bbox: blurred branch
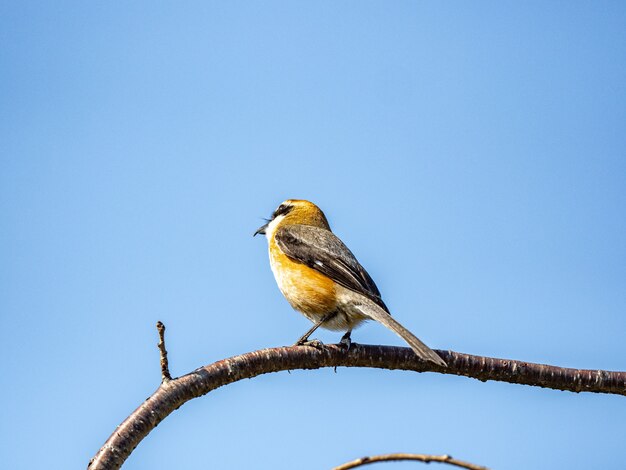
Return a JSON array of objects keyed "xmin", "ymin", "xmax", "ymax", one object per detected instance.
[
  {"xmin": 333, "ymin": 453, "xmax": 488, "ymax": 470},
  {"xmin": 89, "ymin": 324, "xmax": 626, "ymax": 469}
]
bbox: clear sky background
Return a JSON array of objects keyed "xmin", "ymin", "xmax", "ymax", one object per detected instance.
[{"xmin": 2, "ymin": 2, "xmax": 625, "ymax": 469}]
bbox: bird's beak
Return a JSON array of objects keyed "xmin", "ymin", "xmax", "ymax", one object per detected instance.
[{"xmin": 254, "ymin": 222, "xmax": 268, "ymax": 237}]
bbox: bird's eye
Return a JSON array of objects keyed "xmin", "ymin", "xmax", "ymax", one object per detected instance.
[{"xmin": 272, "ymin": 204, "xmax": 292, "ymax": 219}]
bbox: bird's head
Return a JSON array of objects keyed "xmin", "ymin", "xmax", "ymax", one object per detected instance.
[{"xmin": 254, "ymin": 199, "xmax": 330, "ymax": 238}]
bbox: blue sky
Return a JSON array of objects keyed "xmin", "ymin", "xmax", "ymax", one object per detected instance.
[{"xmin": 1, "ymin": 2, "xmax": 625, "ymax": 469}]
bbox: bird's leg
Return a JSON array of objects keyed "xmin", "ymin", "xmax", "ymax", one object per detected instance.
[
  {"xmin": 340, "ymin": 330, "xmax": 352, "ymax": 350},
  {"xmin": 294, "ymin": 311, "xmax": 338, "ymax": 347}
]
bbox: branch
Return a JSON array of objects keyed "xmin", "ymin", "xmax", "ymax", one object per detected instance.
[
  {"xmin": 333, "ymin": 453, "xmax": 488, "ymax": 470},
  {"xmin": 155, "ymin": 321, "xmax": 171, "ymax": 382},
  {"xmin": 89, "ymin": 327, "xmax": 625, "ymax": 469}
]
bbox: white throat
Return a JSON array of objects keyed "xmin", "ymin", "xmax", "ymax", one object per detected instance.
[{"xmin": 265, "ymin": 215, "xmax": 285, "ymax": 240}]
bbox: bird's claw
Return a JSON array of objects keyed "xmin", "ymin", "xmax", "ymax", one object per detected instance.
[
  {"xmin": 339, "ymin": 332, "xmax": 352, "ymax": 351},
  {"xmin": 295, "ymin": 339, "xmax": 325, "ymax": 350}
]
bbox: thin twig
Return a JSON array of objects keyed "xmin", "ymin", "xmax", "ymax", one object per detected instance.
[
  {"xmin": 332, "ymin": 453, "xmax": 488, "ymax": 470},
  {"xmin": 89, "ymin": 343, "xmax": 626, "ymax": 470},
  {"xmin": 156, "ymin": 321, "xmax": 171, "ymax": 382}
]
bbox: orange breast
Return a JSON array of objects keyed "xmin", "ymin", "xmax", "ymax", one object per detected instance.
[{"xmin": 268, "ymin": 239, "xmax": 337, "ymax": 319}]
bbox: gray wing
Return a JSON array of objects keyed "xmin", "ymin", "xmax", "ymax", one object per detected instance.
[{"xmin": 274, "ymin": 224, "xmax": 390, "ymax": 313}]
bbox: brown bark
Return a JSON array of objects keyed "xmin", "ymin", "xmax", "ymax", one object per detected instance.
[{"xmin": 89, "ymin": 343, "xmax": 626, "ymax": 470}]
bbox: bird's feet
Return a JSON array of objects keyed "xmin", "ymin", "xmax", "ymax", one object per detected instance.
[
  {"xmin": 339, "ymin": 331, "xmax": 352, "ymax": 351},
  {"xmin": 294, "ymin": 338, "xmax": 325, "ymax": 350}
]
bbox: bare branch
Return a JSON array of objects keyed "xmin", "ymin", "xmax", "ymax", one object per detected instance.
[
  {"xmin": 156, "ymin": 321, "xmax": 171, "ymax": 382},
  {"xmin": 333, "ymin": 453, "xmax": 488, "ymax": 470},
  {"xmin": 89, "ymin": 339, "xmax": 625, "ymax": 470}
]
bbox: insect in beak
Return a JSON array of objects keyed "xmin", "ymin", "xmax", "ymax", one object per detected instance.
[{"xmin": 254, "ymin": 221, "xmax": 269, "ymax": 237}]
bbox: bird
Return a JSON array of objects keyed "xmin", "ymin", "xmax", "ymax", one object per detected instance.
[{"xmin": 254, "ymin": 199, "xmax": 446, "ymax": 367}]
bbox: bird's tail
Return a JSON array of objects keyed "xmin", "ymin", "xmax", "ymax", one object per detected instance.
[{"xmin": 354, "ymin": 299, "xmax": 447, "ymax": 367}]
